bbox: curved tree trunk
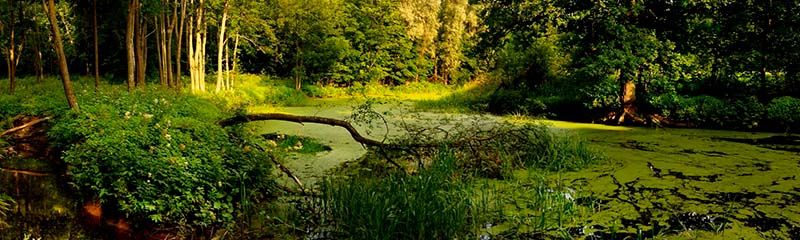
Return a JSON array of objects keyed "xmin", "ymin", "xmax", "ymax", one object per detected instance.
[{"xmin": 44, "ymin": 0, "xmax": 78, "ymax": 110}]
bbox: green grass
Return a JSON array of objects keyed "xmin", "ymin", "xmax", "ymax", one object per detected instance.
[
  {"xmin": 306, "ymin": 80, "xmax": 459, "ymax": 101},
  {"xmin": 415, "ymin": 76, "xmax": 499, "ymax": 113},
  {"xmin": 265, "ymin": 134, "xmax": 332, "ymax": 155},
  {"xmin": 319, "ymin": 149, "xmax": 492, "ymax": 240},
  {"xmin": 214, "ymin": 74, "xmax": 309, "ymax": 108}
]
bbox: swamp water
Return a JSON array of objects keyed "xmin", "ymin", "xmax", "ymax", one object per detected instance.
[{"xmin": 1, "ymin": 101, "xmax": 799, "ymax": 239}]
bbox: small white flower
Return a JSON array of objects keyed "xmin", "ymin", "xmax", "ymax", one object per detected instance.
[
  {"xmin": 564, "ymin": 192, "xmax": 574, "ymax": 201},
  {"xmin": 165, "ymin": 134, "xmax": 172, "ymax": 140},
  {"xmin": 143, "ymin": 113, "xmax": 153, "ymax": 119}
]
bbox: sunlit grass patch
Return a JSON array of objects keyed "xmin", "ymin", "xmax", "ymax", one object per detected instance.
[
  {"xmin": 307, "ymin": 80, "xmax": 459, "ymax": 101},
  {"xmin": 415, "ymin": 76, "xmax": 498, "ymax": 113}
]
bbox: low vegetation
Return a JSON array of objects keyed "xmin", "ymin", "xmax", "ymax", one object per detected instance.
[{"xmin": 1, "ymin": 78, "xmax": 278, "ymax": 235}]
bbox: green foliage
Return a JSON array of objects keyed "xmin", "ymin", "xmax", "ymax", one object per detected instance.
[
  {"xmin": 478, "ymin": 0, "xmax": 800, "ymax": 128},
  {"xmin": 266, "ymin": 134, "xmax": 331, "ymax": 154},
  {"xmin": 222, "ymin": 74, "xmax": 308, "ymax": 107},
  {"xmin": 43, "ymin": 86, "xmax": 275, "ymax": 231},
  {"xmin": 767, "ymin": 96, "xmax": 800, "ymax": 132},
  {"xmin": 654, "ymin": 95, "xmax": 765, "ymax": 130},
  {"xmin": 485, "ymin": 123, "xmax": 601, "ymax": 173},
  {"xmin": 319, "ymin": 149, "xmax": 487, "ymax": 239},
  {"xmin": 492, "ymin": 174, "xmax": 582, "ymax": 237},
  {"xmin": 494, "ymin": 37, "xmax": 566, "ymax": 90},
  {"xmin": 0, "ymin": 193, "xmax": 13, "ymax": 227},
  {"xmin": 487, "ymin": 89, "xmax": 547, "ymax": 116}
]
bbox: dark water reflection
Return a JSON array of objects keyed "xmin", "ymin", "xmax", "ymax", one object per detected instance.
[{"xmin": 0, "ymin": 169, "xmax": 99, "ymax": 239}]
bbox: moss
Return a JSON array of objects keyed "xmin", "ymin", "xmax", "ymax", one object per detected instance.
[{"xmin": 536, "ymin": 120, "xmax": 800, "ymax": 238}]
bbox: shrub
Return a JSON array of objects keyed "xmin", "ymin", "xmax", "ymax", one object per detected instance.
[
  {"xmin": 658, "ymin": 95, "xmax": 765, "ymax": 129},
  {"xmin": 767, "ymin": 96, "xmax": 800, "ymax": 133},
  {"xmin": 49, "ymin": 88, "xmax": 275, "ymax": 232}
]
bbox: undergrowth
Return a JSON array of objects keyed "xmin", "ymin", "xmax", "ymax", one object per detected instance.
[
  {"xmin": 1, "ymin": 77, "xmax": 278, "ymax": 236},
  {"xmin": 318, "ymin": 149, "xmax": 492, "ymax": 240}
]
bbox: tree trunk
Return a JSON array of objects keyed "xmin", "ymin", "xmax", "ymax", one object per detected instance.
[
  {"xmin": 759, "ymin": 0, "xmax": 773, "ymax": 102},
  {"xmin": 93, "ymin": 0, "xmax": 100, "ymax": 91},
  {"xmin": 294, "ymin": 45, "xmax": 302, "ymax": 91},
  {"xmin": 616, "ymin": 79, "xmax": 637, "ymax": 125},
  {"xmin": 224, "ymin": 35, "xmax": 230, "ymax": 90},
  {"xmin": 175, "ymin": 0, "xmax": 186, "ymax": 90},
  {"xmin": 7, "ymin": 0, "xmax": 17, "ymax": 93},
  {"xmin": 155, "ymin": 15, "xmax": 165, "ymax": 87},
  {"xmin": 44, "ymin": 0, "xmax": 79, "ymax": 110},
  {"xmin": 215, "ymin": 0, "xmax": 229, "ymax": 92},
  {"xmin": 166, "ymin": 2, "xmax": 176, "ymax": 87},
  {"xmin": 231, "ymin": 34, "xmax": 239, "ymax": 88},
  {"xmin": 126, "ymin": 0, "xmax": 137, "ymax": 91},
  {"xmin": 187, "ymin": 0, "xmax": 195, "ymax": 92},
  {"xmin": 197, "ymin": 0, "xmax": 203, "ymax": 92},
  {"xmin": 188, "ymin": 0, "xmax": 207, "ymax": 93},
  {"xmin": 135, "ymin": 11, "xmax": 147, "ymax": 88},
  {"xmin": 34, "ymin": 42, "xmax": 43, "ymax": 83}
]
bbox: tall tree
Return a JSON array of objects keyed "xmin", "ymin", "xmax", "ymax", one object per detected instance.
[
  {"xmin": 4, "ymin": 0, "xmax": 23, "ymax": 93},
  {"xmin": 215, "ymin": 0, "xmax": 230, "ymax": 92},
  {"xmin": 126, "ymin": 0, "xmax": 137, "ymax": 91},
  {"xmin": 399, "ymin": 0, "xmax": 441, "ymax": 81},
  {"xmin": 92, "ymin": 0, "xmax": 99, "ymax": 91},
  {"xmin": 187, "ymin": 0, "xmax": 207, "ymax": 93},
  {"xmin": 44, "ymin": 0, "xmax": 78, "ymax": 109},
  {"xmin": 135, "ymin": 1, "xmax": 147, "ymax": 88},
  {"xmin": 175, "ymin": 0, "xmax": 186, "ymax": 89},
  {"xmin": 437, "ymin": 0, "xmax": 467, "ymax": 84}
]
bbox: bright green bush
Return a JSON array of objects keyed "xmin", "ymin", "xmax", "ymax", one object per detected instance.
[
  {"xmin": 767, "ymin": 96, "xmax": 800, "ymax": 132},
  {"xmin": 46, "ymin": 88, "xmax": 275, "ymax": 232}
]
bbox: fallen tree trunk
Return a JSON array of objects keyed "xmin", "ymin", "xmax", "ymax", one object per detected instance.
[
  {"xmin": 0, "ymin": 167, "xmax": 53, "ymax": 177},
  {"xmin": 219, "ymin": 113, "xmax": 497, "ymax": 149},
  {"xmin": 219, "ymin": 113, "xmax": 387, "ymax": 147},
  {"xmin": 249, "ymin": 144, "xmax": 308, "ymax": 194},
  {"xmin": 219, "ymin": 113, "xmax": 420, "ymax": 172},
  {"xmin": 0, "ymin": 116, "xmax": 51, "ymax": 137}
]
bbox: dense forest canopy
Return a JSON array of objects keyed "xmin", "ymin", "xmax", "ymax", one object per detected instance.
[{"xmin": 2, "ymin": 0, "xmax": 799, "ymax": 130}]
